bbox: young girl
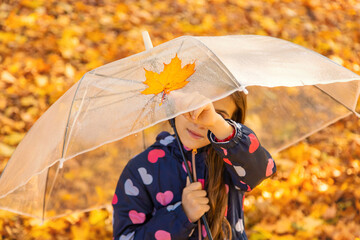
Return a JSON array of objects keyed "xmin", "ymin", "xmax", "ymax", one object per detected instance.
[{"xmin": 112, "ymin": 91, "xmax": 276, "ymax": 240}]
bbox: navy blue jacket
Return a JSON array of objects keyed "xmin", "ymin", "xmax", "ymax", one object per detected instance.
[{"xmin": 112, "ymin": 120, "xmax": 276, "ymax": 239}]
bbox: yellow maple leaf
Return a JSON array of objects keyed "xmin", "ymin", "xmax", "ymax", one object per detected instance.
[{"xmin": 141, "ymin": 54, "xmax": 195, "ymax": 101}]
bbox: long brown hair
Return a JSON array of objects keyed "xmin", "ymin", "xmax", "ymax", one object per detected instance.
[{"xmin": 205, "ymin": 91, "xmax": 247, "ymax": 240}]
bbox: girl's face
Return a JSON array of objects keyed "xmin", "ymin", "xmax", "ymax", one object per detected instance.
[{"xmin": 174, "ymin": 95, "xmax": 237, "ymax": 150}]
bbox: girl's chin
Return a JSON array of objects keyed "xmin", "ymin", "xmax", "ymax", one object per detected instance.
[{"xmin": 182, "ymin": 139, "xmax": 209, "ymax": 150}]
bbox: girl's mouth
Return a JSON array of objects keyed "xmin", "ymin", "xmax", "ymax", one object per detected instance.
[{"xmin": 187, "ymin": 128, "xmax": 204, "ymax": 139}]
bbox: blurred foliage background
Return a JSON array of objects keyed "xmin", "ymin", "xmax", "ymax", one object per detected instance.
[{"xmin": 0, "ymin": 0, "xmax": 360, "ymax": 239}]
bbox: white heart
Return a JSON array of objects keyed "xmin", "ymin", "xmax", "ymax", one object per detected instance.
[
  {"xmin": 166, "ymin": 201, "xmax": 181, "ymax": 211},
  {"xmin": 234, "ymin": 165, "xmax": 246, "ymax": 177},
  {"xmin": 119, "ymin": 231, "xmax": 135, "ymax": 240},
  {"xmin": 160, "ymin": 135, "xmax": 175, "ymax": 146},
  {"xmin": 124, "ymin": 179, "xmax": 139, "ymax": 196},
  {"xmin": 138, "ymin": 167, "xmax": 153, "ymax": 185},
  {"xmin": 235, "ymin": 219, "xmax": 244, "ymax": 233}
]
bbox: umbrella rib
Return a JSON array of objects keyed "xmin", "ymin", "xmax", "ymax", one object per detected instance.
[
  {"xmin": 88, "ymin": 76, "xmax": 139, "ymax": 100},
  {"xmin": 90, "ymin": 57, "xmax": 144, "ymax": 76},
  {"xmin": 94, "ymin": 46, "xmax": 174, "ymax": 77},
  {"xmin": 83, "ymin": 72, "xmax": 145, "ymax": 105},
  {"xmin": 313, "ymin": 84, "xmax": 359, "ymax": 116},
  {"xmin": 41, "ymin": 169, "xmax": 49, "ymax": 221},
  {"xmin": 40, "ymin": 72, "xmax": 86, "ymax": 222},
  {"xmin": 190, "ymin": 36, "xmax": 242, "ymax": 89},
  {"xmin": 80, "ymin": 92, "xmax": 141, "ymax": 113},
  {"xmin": 42, "ymin": 165, "xmax": 62, "ymax": 222},
  {"xmin": 73, "ymin": 88, "xmax": 144, "ymax": 101},
  {"xmin": 273, "ymin": 111, "xmax": 353, "ymax": 154},
  {"xmin": 176, "ymin": 40, "xmax": 185, "ymax": 54},
  {"xmin": 130, "ymin": 95, "xmax": 157, "ymax": 132},
  {"xmin": 89, "ymin": 72, "xmax": 144, "ymax": 84},
  {"xmin": 61, "ymin": 74, "xmax": 87, "ymax": 159}
]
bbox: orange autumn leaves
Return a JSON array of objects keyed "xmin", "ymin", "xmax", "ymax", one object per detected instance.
[
  {"xmin": 0, "ymin": 0, "xmax": 359, "ymax": 239},
  {"xmin": 141, "ymin": 54, "xmax": 195, "ymax": 104}
]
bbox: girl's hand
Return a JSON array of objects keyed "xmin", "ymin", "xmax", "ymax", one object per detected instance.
[
  {"xmin": 183, "ymin": 102, "xmax": 222, "ymax": 128},
  {"xmin": 183, "ymin": 102, "xmax": 234, "ymax": 140},
  {"xmin": 182, "ymin": 177, "xmax": 210, "ymax": 223}
]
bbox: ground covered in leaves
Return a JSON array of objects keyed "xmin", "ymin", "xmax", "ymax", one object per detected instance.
[{"xmin": 0, "ymin": 0, "xmax": 359, "ymax": 239}]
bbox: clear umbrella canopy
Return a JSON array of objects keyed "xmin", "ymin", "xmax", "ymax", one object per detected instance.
[{"xmin": 0, "ymin": 35, "xmax": 359, "ymax": 220}]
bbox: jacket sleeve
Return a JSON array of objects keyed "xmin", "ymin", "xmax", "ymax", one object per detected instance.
[
  {"xmin": 112, "ymin": 156, "xmax": 196, "ymax": 240},
  {"xmin": 207, "ymin": 119, "xmax": 276, "ymax": 192}
]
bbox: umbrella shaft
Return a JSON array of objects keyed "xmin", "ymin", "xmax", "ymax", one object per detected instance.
[{"xmin": 169, "ymin": 118, "xmax": 213, "ymax": 240}]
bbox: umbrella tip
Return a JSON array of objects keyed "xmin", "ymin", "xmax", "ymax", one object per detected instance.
[
  {"xmin": 142, "ymin": 31, "xmax": 153, "ymax": 51},
  {"xmin": 239, "ymin": 86, "xmax": 249, "ymax": 95}
]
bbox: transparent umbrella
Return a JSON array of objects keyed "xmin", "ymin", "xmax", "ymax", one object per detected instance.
[{"xmin": 0, "ymin": 33, "xmax": 359, "ymax": 225}]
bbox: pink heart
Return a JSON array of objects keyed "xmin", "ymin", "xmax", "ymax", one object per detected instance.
[
  {"xmin": 240, "ymin": 181, "xmax": 251, "ymax": 192},
  {"xmin": 223, "ymin": 158, "xmax": 232, "ymax": 165},
  {"xmin": 198, "ymin": 179, "xmax": 205, "ymax": 189},
  {"xmin": 248, "ymin": 134, "xmax": 259, "ymax": 153},
  {"xmin": 225, "ymin": 184, "xmax": 229, "ymax": 194},
  {"xmin": 156, "ymin": 191, "xmax": 174, "ymax": 206},
  {"xmin": 182, "ymin": 161, "xmax": 192, "ymax": 173},
  {"xmin": 202, "ymin": 225, "xmax": 207, "ymax": 238},
  {"xmin": 266, "ymin": 158, "xmax": 274, "ymax": 177},
  {"xmin": 221, "ymin": 147, "xmax": 228, "ymax": 156},
  {"xmin": 112, "ymin": 194, "xmax": 118, "ymax": 205},
  {"xmin": 183, "ymin": 145, "xmax": 192, "ymax": 151},
  {"xmin": 129, "ymin": 210, "xmax": 145, "ymax": 224},
  {"xmin": 148, "ymin": 149, "xmax": 165, "ymax": 163},
  {"xmin": 155, "ymin": 230, "xmax": 171, "ymax": 240}
]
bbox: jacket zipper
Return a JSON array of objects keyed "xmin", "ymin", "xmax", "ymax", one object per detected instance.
[
  {"xmin": 191, "ymin": 148, "xmax": 202, "ymax": 240},
  {"xmin": 191, "ymin": 148, "xmax": 198, "ymax": 182}
]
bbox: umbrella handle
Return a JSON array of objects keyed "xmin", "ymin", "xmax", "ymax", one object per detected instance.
[{"xmin": 169, "ymin": 118, "xmax": 214, "ymax": 240}]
